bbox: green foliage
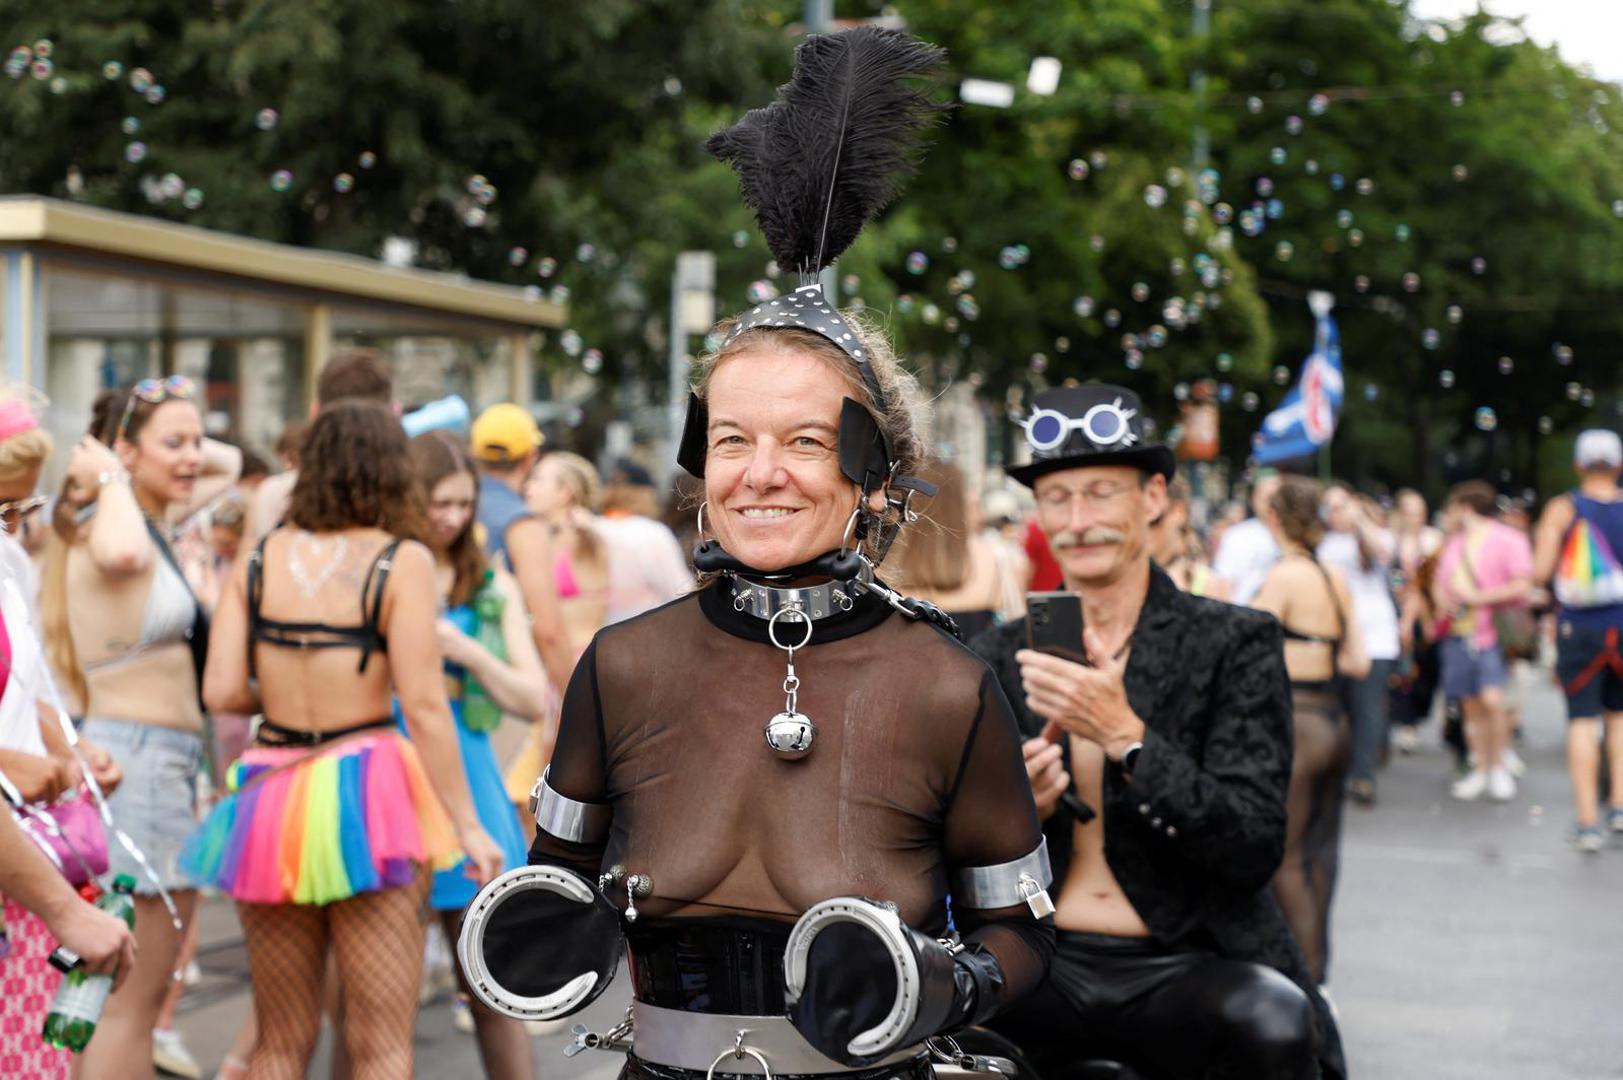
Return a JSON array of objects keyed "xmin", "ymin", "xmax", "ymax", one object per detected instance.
[{"xmin": 3, "ymin": 0, "xmax": 1621, "ymax": 497}]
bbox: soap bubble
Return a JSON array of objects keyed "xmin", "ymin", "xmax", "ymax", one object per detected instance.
[
  {"xmin": 1450, "ymin": 90, "xmax": 1465, "ymax": 107},
  {"xmin": 1447, "ymin": 305, "xmax": 1463, "ymax": 325},
  {"xmin": 1103, "ymin": 308, "xmax": 1121, "ymax": 328},
  {"xmin": 1474, "ymin": 406, "xmax": 1497, "ymax": 431},
  {"xmin": 1124, "ymin": 351, "xmax": 1143, "ymax": 371},
  {"xmin": 32, "ymin": 40, "xmax": 52, "ymax": 57},
  {"xmin": 1363, "ymin": 383, "xmax": 1379, "ymax": 401},
  {"xmin": 1567, "ymin": 381, "xmax": 1583, "ymax": 401},
  {"xmin": 998, "ymin": 246, "xmax": 1023, "ymax": 270},
  {"xmin": 1451, "ymin": 164, "xmax": 1469, "ymax": 182},
  {"xmin": 1088, "ymin": 150, "xmax": 1108, "ymax": 169},
  {"xmin": 921, "ymin": 303, "xmax": 941, "ymax": 325},
  {"xmin": 1329, "ymin": 173, "xmax": 1345, "ymax": 191},
  {"xmin": 1355, "ymin": 177, "xmax": 1374, "ymax": 196},
  {"xmin": 1285, "ymin": 114, "xmax": 1303, "ymax": 135},
  {"xmin": 1470, "ymin": 256, "xmax": 1487, "ymax": 275},
  {"xmin": 1216, "ymin": 352, "xmax": 1234, "ymax": 372},
  {"xmin": 1266, "ymin": 198, "xmax": 1284, "ymax": 220},
  {"xmin": 1146, "ymin": 325, "xmax": 1168, "ymax": 348},
  {"xmin": 1143, "ymin": 184, "xmax": 1168, "ymax": 208},
  {"xmin": 1067, "ymin": 158, "xmax": 1089, "ymax": 180},
  {"xmin": 941, "ymin": 236, "xmax": 958, "ymax": 254},
  {"xmin": 159, "ymin": 173, "xmax": 185, "ymax": 199},
  {"xmin": 575, "ymin": 243, "xmax": 596, "ymax": 264},
  {"xmin": 1269, "ymin": 146, "xmax": 1287, "ymax": 166},
  {"xmin": 905, "ymin": 251, "xmax": 929, "ymax": 275},
  {"xmin": 956, "ymin": 295, "xmax": 979, "ymax": 320},
  {"xmin": 1308, "ymin": 93, "xmax": 1329, "ymax": 115},
  {"xmin": 1348, "ymin": 229, "xmax": 1364, "ymax": 247},
  {"xmin": 580, "ymin": 348, "xmax": 603, "ymax": 374},
  {"xmin": 1274, "ymin": 240, "xmax": 1294, "ymax": 261},
  {"xmin": 1242, "ymin": 391, "xmax": 1260, "ymax": 411},
  {"xmin": 1554, "ymin": 343, "xmax": 1574, "ymax": 365},
  {"xmin": 1613, "ymin": 200, "xmax": 1623, "ymax": 219},
  {"xmin": 1395, "ymin": 223, "xmax": 1411, "ymax": 242},
  {"xmin": 462, "ymin": 206, "xmax": 486, "ymax": 227},
  {"xmin": 102, "ymin": 61, "xmax": 123, "ymax": 80},
  {"xmin": 1402, "ymin": 272, "xmax": 1420, "ymax": 292},
  {"xmin": 255, "ymin": 108, "xmax": 278, "ymax": 131},
  {"xmin": 1439, "ymin": 369, "xmax": 1455, "ymax": 389},
  {"xmin": 1336, "ymin": 209, "xmax": 1353, "ymax": 229},
  {"xmin": 270, "ymin": 169, "xmax": 294, "ymax": 192},
  {"xmin": 550, "ymin": 285, "xmax": 570, "ymax": 304},
  {"xmin": 1088, "ymin": 234, "xmax": 1106, "ymax": 252},
  {"xmin": 181, "ymin": 187, "xmax": 204, "ymax": 210},
  {"xmin": 841, "ymin": 273, "xmax": 860, "ymax": 295},
  {"xmin": 1131, "ymin": 282, "xmax": 1150, "ymax": 302},
  {"xmin": 560, "ymin": 329, "xmax": 583, "ymax": 356},
  {"xmin": 332, "ymin": 173, "xmax": 354, "ymax": 193},
  {"xmin": 121, "ymin": 115, "xmax": 141, "ymax": 135},
  {"xmin": 744, "ymin": 279, "xmax": 777, "ymax": 304},
  {"xmin": 30, "ymin": 58, "xmax": 52, "ymax": 80},
  {"xmin": 1255, "ymin": 176, "xmax": 1274, "ymax": 197},
  {"xmin": 536, "ymin": 256, "xmax": 558, "ymax": 278},
  {"xmin": 1582, "ymin": 388, "xmax": 1596, "ymax": 407},
  {"xmin": 731, "ymin": 230, "xmax": 749, "ymax": 249},
  {"xmin": 1212, "ymin": 202, "xmax": 1234, "ymax": 225},
  {"xmin": 1421, "ymin": 328, "xmax": 1440, "ymax": 350},
  {"xmin": 124, "ymin": 142, "xmax": 148, "ymax": 164},
  {"xmin": 1273, "ymin": 365, "xmax": 1291, "ymax": 385},
  {"xmin": 357, "ymin": 151, "xmax": 377, "ymax": 169},
  {"xmin": 507, "ymin": 246, "xmax": 528, "ymax": 267},
  {"xmin": 129, "ymin": 67, "xmax": 154, "ymax": 93},
  {"xmin": 1304, "ymin": 159, "xmax": 1320, "ymax": 176},
  {"xmin": 1165, "ymin": 167, "xmax": 1185, "ymax": 188},
  {"xmin": 1538, "ymin": 415, "xmax": 1554, "ymax": 435},
  {"xmin": 144, "ymin": 85, "xmax": 165, "ymax": 105},
  {"xmin": 1246, "ymin": 96, "xmax": 1263, "ymax": 113},
  {"xmin": 1072, "ymin": 295, "xmax": 1095, "ymax": 318},
  {"xmin": 1054, "ymin": 336, "xmax": 1071, "ymax": 353},
  {"xmin": 1498, "ymin": 356, "xmax": 1514, "ymax": 375}
]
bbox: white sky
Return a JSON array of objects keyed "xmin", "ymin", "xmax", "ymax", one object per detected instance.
[{"xmin": 1408, "ymin": 0, "xmax": 1623, "ymax": 82}]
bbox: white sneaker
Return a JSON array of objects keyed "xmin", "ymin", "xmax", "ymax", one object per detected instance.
[
  {"xmin": 152, "ymin": 1027, "xmax": 202, "ymax": 1080},
  {"xmin": 1502, "ymin": 748, "xmax": 1527, "ymax": 778},
  {"xmin": 450, "ymin": 995, "xmax": 476, "ymax": 1035},
  {"xmin": 1487, "ymin": 768, "xmax": 1517, "ymax": 801},
  {"xmin": 1394, "ymin": 727, "xmax": 1420, "ymax": 754},
  {"xmin": 1451, "ymin": 769, "xmax": 1489, "ymax": 801}
]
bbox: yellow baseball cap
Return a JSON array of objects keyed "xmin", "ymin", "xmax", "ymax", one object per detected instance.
[{"xmin": 470, "ymin": 403, "xmax": 543, "ymax": 463}]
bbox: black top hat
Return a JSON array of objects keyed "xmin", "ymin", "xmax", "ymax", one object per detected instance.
[{"xmin": 1007, "ymin": 384, "xmax": 1176, "ymax": 488}]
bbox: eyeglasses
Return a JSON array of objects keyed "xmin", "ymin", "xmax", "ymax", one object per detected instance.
[
  {"xmin": 0, "ymin": 494, "xmax": 47, "ymax": 533},
  {"xmin": 1036, "ymin": 480, "xmax": 1137, "ymax": 511},
  {"xmin": 1020, "ymin": 399, "xmax": 1139, "ymax": 453},
  {"xmin": 115, "ymin": 375, "xmax": 197, "ymax": 443}
]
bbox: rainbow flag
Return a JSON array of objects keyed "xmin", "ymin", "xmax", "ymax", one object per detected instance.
[{"xmin": 1555, "ymin": 518, "xmax": 1623, "ymax": 609}]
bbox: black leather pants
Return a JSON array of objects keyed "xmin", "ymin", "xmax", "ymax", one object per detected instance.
[{"xmin": 989, "ymin": 931, "xmax": 1318, "ymax": 1080}]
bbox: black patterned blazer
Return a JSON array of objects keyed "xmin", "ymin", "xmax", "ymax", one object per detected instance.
[{"xmin": 971, "ymin": 564, "xmax": 1346, "ymax": 1078}]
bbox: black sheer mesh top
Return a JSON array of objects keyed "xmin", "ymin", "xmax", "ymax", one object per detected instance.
[{"xmin": 534, "ymin": 577, "xmax": 1051, "ymax": 1003}]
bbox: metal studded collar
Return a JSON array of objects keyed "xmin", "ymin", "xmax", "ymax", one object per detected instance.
[{"xmin": 727, "ymin": 563, "xmax": 875, "ymax": 622}]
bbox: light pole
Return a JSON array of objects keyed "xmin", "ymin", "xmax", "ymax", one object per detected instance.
[{"xmin": 666, "ymin": 251, "xmax": 716, "ymax": 481}]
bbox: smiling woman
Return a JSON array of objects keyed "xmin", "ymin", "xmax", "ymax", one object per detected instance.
[
  {"xmin": 456, "ymin": 24, "xmax": 1055, "ymax": 1079},
  {"xmin": 692, "ymin": 322, "xmax": 930, "ymax": 573}
]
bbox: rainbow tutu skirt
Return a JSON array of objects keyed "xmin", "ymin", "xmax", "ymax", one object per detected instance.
[{"xmin": 181, "ymin": 731, "xmax": 461, "ymax": 905}]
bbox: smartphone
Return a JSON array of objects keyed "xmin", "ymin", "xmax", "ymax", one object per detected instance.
[{"xmin": 1026, "ymin": 591, "xmax": 1085, "ymax": 664}]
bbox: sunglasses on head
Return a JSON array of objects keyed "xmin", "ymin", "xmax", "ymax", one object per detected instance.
[{"xmin": 115, "ymin": 375, "xmax": 197, "ymax": 443}]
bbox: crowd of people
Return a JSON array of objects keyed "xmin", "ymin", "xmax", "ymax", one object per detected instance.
[{"xmin": 1, "ymin": 22, "xmax": 1619, "ymax": 1080}]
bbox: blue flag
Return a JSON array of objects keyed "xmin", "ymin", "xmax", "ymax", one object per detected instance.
[{"xmin": 1254, "ymin": 291, "xmax": 1344, "ymax": 464}]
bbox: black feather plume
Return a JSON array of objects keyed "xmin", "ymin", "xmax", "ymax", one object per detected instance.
[{"xmin": 707, "ymin": 26, "xmax": 947, "ymax": 279}]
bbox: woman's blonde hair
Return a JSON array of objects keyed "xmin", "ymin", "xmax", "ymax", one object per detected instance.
[
  {"xmin": 893, "ymin": 457, "xmax": 971, "ymax": 592},
  {"xmin": 540, "ymin": 452, "xmax": 605, "ymax": 571}
]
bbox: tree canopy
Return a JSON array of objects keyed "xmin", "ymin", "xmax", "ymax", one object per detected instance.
[{"xmin": 3, "ymin": 0, "xmax": 1619, "ymax": 497}]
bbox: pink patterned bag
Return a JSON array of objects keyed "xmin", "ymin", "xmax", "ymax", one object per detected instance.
[{"xmin": 15, "ymin": 789, "xmax": 109, "ymax": 886}]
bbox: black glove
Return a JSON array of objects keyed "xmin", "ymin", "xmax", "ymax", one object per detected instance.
[
  {"xmin": 457, "ymin": 864, "xmax": 624, "ymax": 1021},
  {"xmin": 785, "ymin": 898, "xmax": 1008, "ymax": 1067}
]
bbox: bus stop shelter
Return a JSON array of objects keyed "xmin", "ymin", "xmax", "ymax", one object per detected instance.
[{"xmin": 0, "ymin": 196, "xmax": 565, "ymax": 460}]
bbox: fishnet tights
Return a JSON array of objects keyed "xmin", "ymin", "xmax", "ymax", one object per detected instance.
[{"xmin": 237, "ymin": 870, "xmax": 430, "ymax": 1080}]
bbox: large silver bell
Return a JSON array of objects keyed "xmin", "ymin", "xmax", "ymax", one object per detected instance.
[{"xmin": 765, "ymin": 711, "xmax": 816, "ymax": 760}]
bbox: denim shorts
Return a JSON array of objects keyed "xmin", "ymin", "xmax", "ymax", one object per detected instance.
[
  {"xmin": 1438, "ymin": 636, "xmax": 1508, "ymax": 700},
  {"xmin": 1555, "ymin": 622, "xmax": 1623, "ymax": 719},
  {"xmin": 80, "ymin": 718, "xmax": 203, "ymax": 894}
]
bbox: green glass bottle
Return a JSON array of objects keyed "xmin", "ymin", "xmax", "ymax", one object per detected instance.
[
  {"xmin": 42, "ymin": 874, "xmax": 137, "ymax": 1052},
  {"xmin": 461, "ymin": 569, "xmax": 508, "ymax": 733}
]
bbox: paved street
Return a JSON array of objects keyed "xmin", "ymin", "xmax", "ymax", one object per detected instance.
[{"xmin": 174, "ymin": 674, "xmax": 1623, "ymax": 1079}]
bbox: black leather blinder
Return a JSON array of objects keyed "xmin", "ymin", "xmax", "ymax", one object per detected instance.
[
  {"xmin": 676, "ymin": 392, "xmax": 709, "ymax": 478},
  {"xmin": 839, "ymin": 398, "xmax": 893, "ymax": 494}
]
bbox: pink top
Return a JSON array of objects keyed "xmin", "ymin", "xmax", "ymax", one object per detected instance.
[
  {"xmin": 1436, "ymin": 521, "xmax": 1533, "ymax": 649},
  {"xmin": 554, "ymin": 552, "xmax": 581, "ymax": 599}
]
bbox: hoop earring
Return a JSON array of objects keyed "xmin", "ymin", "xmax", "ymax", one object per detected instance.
[
  {"xmin": 837, "ymin": 504, "xmax": 863, "ymax": 558},
  {"xmin": 696, "ymin": 501, "xmax": 715, "ymax": 544}
]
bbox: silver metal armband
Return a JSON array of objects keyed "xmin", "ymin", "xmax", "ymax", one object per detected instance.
[
  {"xmin": 951, "ymin": 838, "xmax": 1055, "ymax": 918},
  {"xmin": 528, "ymin": 766, "xmax": 612, "ymax": 845}
]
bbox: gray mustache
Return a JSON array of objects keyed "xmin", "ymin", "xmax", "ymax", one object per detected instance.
[{"xmin": 1052, "ymin": 527, "xmax": 1127, "ymax": 549}]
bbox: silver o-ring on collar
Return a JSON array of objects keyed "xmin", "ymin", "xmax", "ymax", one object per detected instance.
[
  {"xmin": 706, "ymin": 1044, "xmax": 775, "ymax": 1080},
  {"xmin": 767, "ymin": 606, "xmax": 814, "ymax": 652}
]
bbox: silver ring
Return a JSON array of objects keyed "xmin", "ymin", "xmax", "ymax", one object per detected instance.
[
  {"xmin": 767, "ymin": 607, "xmax": 813, "ymax": 651},
  {"xmin": 838, "ymin": 504, "xmax": 862, "ymax": 557},
  {"xmin": 706, "ymin": 1045, "xmax": 774, "ymax": 1080}
]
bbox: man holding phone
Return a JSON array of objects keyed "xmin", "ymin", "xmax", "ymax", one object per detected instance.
[{"xmin": 971, "ymin": 384, "xmax": 1343, "ymax": 1080}]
